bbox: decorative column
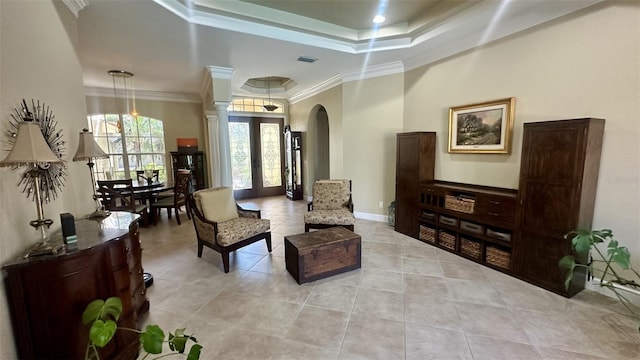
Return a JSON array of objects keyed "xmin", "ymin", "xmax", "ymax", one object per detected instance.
[
  {"xmin": 214, "ymin": 101, "xmax": 232, "ymax": 187},
  {"xmin": 204, "ymin": 111, "xmax": 222, "ymax": 187},
  {"xmin": 206, "ymin": 66, "xmax": 235, "ymax": 187}
]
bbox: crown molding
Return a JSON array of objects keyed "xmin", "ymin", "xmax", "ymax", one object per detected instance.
[
  {"xmin": 84, "ymin": 86, "xmax": 201, "ymax": 103},
  {"xmin": 206, "ymin": 66, "xmax": 235, "ymax": 79},
  {"xmin": 289, "ymin": 75, "xmax": 342, "ymax": 105},
  {"xmin": 341, "ymin": 61, "xmax": 405, "ymax": 83},
  {"xmin": 63, "ymin": 0, "xmax": 89, "ymax": 17}
]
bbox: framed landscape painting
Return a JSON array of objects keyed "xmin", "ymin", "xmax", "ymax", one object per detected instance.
[{"xmin": 448, "ymin": 97, "xmax": 515, "ymax": 154}]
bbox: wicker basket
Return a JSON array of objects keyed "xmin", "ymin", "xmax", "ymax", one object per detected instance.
[
  {"xmin": 419, "ymin": 225, "xmax": 436, "ymax": 243},
  {"xmin": 486, "ymin": 246, "xmax": 511, "ymax": 270},
  {"xmin": 444, "ymin": 195, "xmax": 475, "ymax": 214},
  {"xmin": 460, "ymin": 238, "xmax": 481, "ymax": 260},
  {"xmin": 438, "ymin": 230, "xmax": 456, "ymax": 250}
]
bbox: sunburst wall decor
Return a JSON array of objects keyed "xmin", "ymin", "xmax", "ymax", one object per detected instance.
[{"xmin": 5, "ymin": 99, "xmax": 67, "ymax": 203}]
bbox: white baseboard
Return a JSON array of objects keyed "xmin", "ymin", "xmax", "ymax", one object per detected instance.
[{"xmin": 354, "ymin": 211, "xmax": 388, "ymax": 223}]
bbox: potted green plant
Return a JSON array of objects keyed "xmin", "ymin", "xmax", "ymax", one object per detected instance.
[
  {"xmin": 560, "ymin": 229, "xmax": 640, "ymax": 330},
  {"xmin": 83, "ymin": 297, "xmax": 202, "ymax": 359}
]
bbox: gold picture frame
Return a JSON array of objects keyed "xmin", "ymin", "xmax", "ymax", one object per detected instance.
[{"xmin": 448, "ymin": 97, "xmax": 515, "ymax": 154}]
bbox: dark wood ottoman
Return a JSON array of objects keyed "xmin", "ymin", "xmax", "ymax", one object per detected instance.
[{"xmin": 285, "ymin": 227, "xmax": 361, "ymax": 284}]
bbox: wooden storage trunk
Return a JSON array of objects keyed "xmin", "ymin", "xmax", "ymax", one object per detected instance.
[{"xmin": 285, "ymin": 227, "xmax": 361, "ymax": 284}]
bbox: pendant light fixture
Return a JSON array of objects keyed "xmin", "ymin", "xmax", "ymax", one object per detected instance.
[
  {"xmin": 108, "ymin": 70, "xmax": 138, "ymax": 119},
  {"xmin": 262, "ymin": 77, "xmax": 278, "ymax": 112}
]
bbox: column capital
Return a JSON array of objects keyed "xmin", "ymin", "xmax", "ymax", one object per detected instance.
[{"xmin": 206, "ymin": 66, "xmax": 235, "ymax": 79}]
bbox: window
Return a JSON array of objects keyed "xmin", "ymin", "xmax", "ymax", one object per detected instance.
[
  {"xmin": 87, "ymin": 114, "xmax": 167, "ymax": 181},
  {"xmin": 228, "ymin": 97, "xmax": 284, "ymax": 113}
]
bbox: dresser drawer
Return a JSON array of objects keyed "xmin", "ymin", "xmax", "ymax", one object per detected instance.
[{"xmin": 475, "ymin": 194, "xmax": 517, "ymax": 225}]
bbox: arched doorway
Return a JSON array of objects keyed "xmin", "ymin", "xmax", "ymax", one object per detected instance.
[{"xmin": 313, "ymin": 105, "xmax": 330, "ymax": 180}]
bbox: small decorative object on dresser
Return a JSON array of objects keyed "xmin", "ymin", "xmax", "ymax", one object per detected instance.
[{"xmin": 448, "ymin": 97, "xmax": 515, "ymax": 154}]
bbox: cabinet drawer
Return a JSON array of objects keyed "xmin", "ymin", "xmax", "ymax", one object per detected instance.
[
  {"xmin": 438, "ymin": 215, "xmax": 458, "ymax": 227},
  {"xmin": 475, "ymin": 195, "xmax": 517, "ymax": 223},
  {"xmin": 460, "ymin": 220, "xmax": 483, "ymax": 235},
  {"xmin": 131, "ymin": 282, "xmax": 147, "ymax": 314},
  {"xmin": 129, "ymin": 261, "xmax": 144, "ymax": 291},
  {"xmin": 109, "ymin": 241, "xmax": 127, "ymax": 268}
]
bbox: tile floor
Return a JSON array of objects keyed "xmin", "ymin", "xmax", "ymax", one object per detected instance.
[{"xmin": 140, "ymin": 196, "xmax": 640, "ymax": 359}]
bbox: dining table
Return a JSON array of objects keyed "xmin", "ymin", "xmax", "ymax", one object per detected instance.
[{"xmin": 102, "ymin": 180, "xmax": 172, "ymax": 224}]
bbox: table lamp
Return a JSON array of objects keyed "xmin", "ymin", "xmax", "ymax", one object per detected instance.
[
  {"xmin": 0, "ymin": 120, "xmax": 64, "ymax": 255},
  {"xmin": 73, "ymin": 128, "xmax": 110, "ymax": 218}
]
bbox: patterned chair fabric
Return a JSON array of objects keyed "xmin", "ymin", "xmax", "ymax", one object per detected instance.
[
  {"xmin": 188, "ymin": 187, "xmax": 272, "ymax": 273},
  {"xmin": 304, "ymin": 179, "xmax": 355, "ymax": 232}
]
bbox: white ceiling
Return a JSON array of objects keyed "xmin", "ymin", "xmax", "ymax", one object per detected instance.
[{"xmin": 75, "ymin": 0, "xmax": 604, "ymax": 103}]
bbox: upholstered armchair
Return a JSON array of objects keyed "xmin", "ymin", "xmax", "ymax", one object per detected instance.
[
  {"xmin": 304, "ymin": 179, "xmax": 355, "ymax": 232},
  {"xmin": 188, "ymin": 187, "xmax": 271, "ymax": 273}
]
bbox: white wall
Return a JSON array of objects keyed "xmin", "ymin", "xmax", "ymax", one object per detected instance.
[
  {"xmin": 0, "ymin": 1, "xmax": 92, "ymax": 357},
  {"xmin": 404, "ymin": 2, "xmax": 640, "ymax": 263}
]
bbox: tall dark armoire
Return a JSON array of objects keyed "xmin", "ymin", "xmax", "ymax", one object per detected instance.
[
  {"xmin": 285, "ymin": 129, "xmax": 303, "ymax": 200},
  {"xmin": 395, "ymin": 132, "xmax": 436, "ymax": 238},
  {"xmin": 170, "ymin": 151, "xmax": 206, "ymax": 193},
  {"xmin": 513, "ymin": 118, "xmax": 605, "ymax": 296}
]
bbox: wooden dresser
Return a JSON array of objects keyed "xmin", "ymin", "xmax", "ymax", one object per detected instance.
[{"xmin": 2, "ymin": 212, "xmax": 149, "ymax": 360}]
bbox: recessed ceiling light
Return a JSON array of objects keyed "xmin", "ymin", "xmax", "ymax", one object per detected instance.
[{"xmin": 373, "ymin": 15, "xmax": 385, "ymax": 24}]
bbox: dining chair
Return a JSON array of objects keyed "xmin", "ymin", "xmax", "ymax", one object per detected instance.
[
  {"xmin": 150, "ymin": 170, "xmax": 192, "ymax": 225},
  {"xmin": 136, "ymin": 169, "xmax": 159, "ymax": 182},
  {"xmin": 97, "ymin": 179, "xmax": 149, "ymax": 226}
]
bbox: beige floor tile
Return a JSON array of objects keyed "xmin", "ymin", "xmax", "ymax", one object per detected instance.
[
  {"xmin": 340, "ymin": 314, "xmax": 405, "ymax": 360},
  {"xmin": 405, "ymin": 323, "xmax": 472, "ymax": 359},
  {"xmin": 360, "ymin": 268, "xmax": 404, "ymax": 293},
  {"xmin": 466, "ymin": 334, "xmax": 542, "ymax": 360},
  {"xmin": 365, "ymin": 252, "xmax": 403, "ymax": 272},
  {"xmin": 352, "ymin": 287, "xmax": 404, "ymax": 322},
  {"xmin": 272, "ymin": 339, "xmax": 340, "ymax": 360},
  {"xmin": 403, "ymin": 273, "xmax": 451, "ymax": 298},
  {"xmin": 285, "ymin": 306, "xmax": 350, "ymax": 349},
  {"xmin": 455, "ymin": 302, "xmax": 530, "ymax": 343},
  {"xmin": 235, "ymin": 297, "xmax": 303, "ymax": 336},
  {"xmin": 404, "ymin": 293, "xmax": 462, "ymax": 330},
  {"xmin": 446, "ymin": 278, "xmax": 506, "ymax": 307},
  {"xmin": 535, "ymin": 346, "xmax": 609, "ymax": 360},
  {"xmin": 403, "ymin": 257, "xmax": 444, "ymax": 277},
  {"xmin": 306, "ymin": 283, "xmax": 358, "ymax": 312}
]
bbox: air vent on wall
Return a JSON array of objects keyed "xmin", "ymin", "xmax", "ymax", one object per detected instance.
[{"xmin": 297, "ymin": 56, "xmax": 318, "ymax": 63}]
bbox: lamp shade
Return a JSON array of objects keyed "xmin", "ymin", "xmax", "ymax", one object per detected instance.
[
  {"xmin": 73, "ymin": 129, "xmax": 107, "ymax": 161},
  {"xmin": 0, "ymin": 122, "xmax": 62, "ymax": 167}
]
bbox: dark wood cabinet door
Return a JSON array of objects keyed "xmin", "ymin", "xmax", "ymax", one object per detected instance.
[
  {"xmin": 514, "ymin": 118, "xmax": 604, "ymax": 296},
  {"xmin": 395, "ymin": 132, "xmax": 436, "ymax": 237}
]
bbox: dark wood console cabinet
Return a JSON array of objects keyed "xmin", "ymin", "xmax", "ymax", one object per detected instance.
[
  {"xmin": 395, "ymin": 132, "xmax": 436, "ymax": 237},
  {"xmin": 2, "ymin": 212, "xmax": 148, "ymax": 360},
  {"xmin": 418, "ymin": 182, "xmax": 518, "ymax": 272}
]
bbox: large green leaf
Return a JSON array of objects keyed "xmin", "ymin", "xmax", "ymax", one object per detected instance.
[
  {"xmin": 82, "ymin": 299, "xmax": 106, "ymax": 325},
  {"xmin": 187, "ymin": 344, "xmax": 203, "ymax": 360},
  {"xmin": 609, "ymin": 246, "xmax": 631, "ymax": 269},
  {"xmin": 90, "ymin": 319, "xmax": 117, "ymax": 347},
  {"xmin": 140, "ymin": 324, "xmax": 165, "ymax": 354},
  {"xmin": 102, "ymin": 297, "xmax": 123, "ymax": 321}
]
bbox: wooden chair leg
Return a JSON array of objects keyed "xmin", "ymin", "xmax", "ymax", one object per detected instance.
[
  {"xmin": 197, "ymin": 241, "xmax": 203, "ymax": 257},
  {"xmin": 265, "ymin": 233, "xmax": 272, "ymax": 252},
  {"xmin": 222, "ymin": 252, "xmax": 230, "ymax": 273},
  {"xmin": 175, "ymin": 207, "xmax": 181, "ymax": 225},
  {"xmin": 167, "ymin": 209, "xmax": 172, "ymax": 219}
]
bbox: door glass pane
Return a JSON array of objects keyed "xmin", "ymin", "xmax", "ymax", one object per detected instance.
[
  {"xmin": 229, "ymin": 122, "xmax": 252, "ymax": 190},
  {"xmin": 260, "ymin": 123, "xmax": 282, "ymax": 187}
]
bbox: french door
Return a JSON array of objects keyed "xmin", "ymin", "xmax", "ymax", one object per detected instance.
[{"xmin": 229, "ymin": 116, "xmax": 285, "ymax": 199}]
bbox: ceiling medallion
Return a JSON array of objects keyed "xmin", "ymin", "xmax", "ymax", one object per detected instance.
[{"xmin": 6, "ymin": 99, "xmax": 67, "ymax": 203}]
